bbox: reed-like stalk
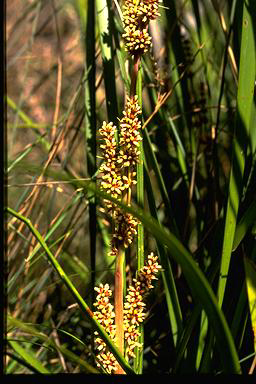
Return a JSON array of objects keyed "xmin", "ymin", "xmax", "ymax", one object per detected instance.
[{"xmin": 92, "ymin": 1, "xmax": 162, "ymax": 373}]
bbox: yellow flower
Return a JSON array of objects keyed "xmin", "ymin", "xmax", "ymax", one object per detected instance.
[
  {"xmin": 122, "ymin": 0, "xmax": 160, "ymax": 55},
  {"xmin": 119, "ymin": 95, "xmax": 142, "ymax": 170},
  {"xmin": 93, "ymin": 284, "xmax": 118, "ymax": 373},
  {"xmin": 123, "ymin": 253, "xmax": 161, "ymax": 359},
  {"xmin": 93, "ymin": 254, "xmax": 161, "ymax": 368}
]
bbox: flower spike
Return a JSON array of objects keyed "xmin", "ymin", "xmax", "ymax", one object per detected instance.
[
  {"xmin": 122, "ymin": 0, "xmax": 160, "ymax": 55},
  {"xmin": 93, "ymin": 254, "xmax": 162, "ymax": 369}
]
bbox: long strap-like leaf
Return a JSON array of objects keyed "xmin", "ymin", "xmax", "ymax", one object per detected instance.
[
  {"xmin": 217, "ymin": 0, "xmax": 256, "ymax": 308},
  {"xmin": 79, "ymin": 182, "xmax": 242, "ymax": 373}
]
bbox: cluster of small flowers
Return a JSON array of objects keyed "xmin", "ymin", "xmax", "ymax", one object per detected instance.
[
  {"xmin": 119, "ymin": 95, "xmax": 142, "ymax": 169},
  {"xmin": 93, "ymin": 253, "xmax": 161, "ymax": 371},
  {"xmin": 122, "ymin": 0, "xmax": 160, "ymax": 55},
  {"xmin": 123, "ymin": 252, "xmax": 162, "ymax": 358},
  {"xmin": 99, "ymin": 121, "xmax": 124, "ymax": 201},
  {"xmin": 93, "ymin": 284, "xmax": 118, "ymax": 374},
  {"xmin": 112, "ymin": 207, "xmax": 139, "ymax": 249},
  {"xmin": 99, "ymin": 96, "xmax": 142, "ymax": 194},
  {"xmin": 98, "ymin": 96, "xmax": 142, "ymax": 253},
  {"xmin": 123, "ymin": 284, "xmax": 145, "ymax": 359},
  {"xmin": 136, "ymin": 252, "xmax": 162, "ymax": 293}
]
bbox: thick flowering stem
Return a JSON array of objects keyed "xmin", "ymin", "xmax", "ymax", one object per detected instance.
[
  {"xmin": 98, "ymin": 97, "xmax": 143, "ymax": 373},
  {"xmin": 114, "ymin": 95, "xmax": 142, "ymax": 373}
]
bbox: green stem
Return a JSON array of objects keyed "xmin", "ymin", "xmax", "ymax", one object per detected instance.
[
  {"xmin": 134, "ymin": 60, "xmax": 144, "ymax": 373},
  {"xmin": 84, "ymin": 0, "xmax": 97, "ymax": 354},
  {"xmin": 115, "ymin": 248, "xmax": 125, "ymax": 374}
]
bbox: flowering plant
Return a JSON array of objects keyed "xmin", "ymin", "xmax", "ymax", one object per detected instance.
[{"xmin": 93, "ymin": 0, "xmax": 162, "ymax": 374}]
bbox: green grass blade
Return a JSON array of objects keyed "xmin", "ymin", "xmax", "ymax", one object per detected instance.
[
  {"xmin": 61, "ymin": 251, "xmax": 90, "ymax": 283},
  {"xmin": 164, "ymin": 0, "xmax": 191, "ymax": 139},
  {"xmin": 173, "ymin": 305, "xmax": 201, "ymax": 372},
  {"xmin": 134, "ymin": 61, "xmax": 144, "ymax": 374},
  {"xmin": 95, "ymin": 0, "xmax": 118, "ymax": 124},
  {"xmin": 144, "ymin": 163, "xmax": 183, "ymax": 346},
  {"xmin": 73, "ymin": 0, "xmax": 87, "ymax": 30},
  {"xmin": 195, "ymin": 310, "xmax": 209, "ymax": 370},
  {"xmin": 8, "ymin": 339, "xmax": 50, "ymax": 374},
  {"xmin": 167, "ymin": 115, "xmax": 191, "ymax": 190},
  {"xmin": 7, "ymin": 135, "xmax": 48, "ymax": 173},
  {"xmin": 230, "ymin": 281, "xmax": 247, "ymax": 340},
  {"xmin": 83, "ymin": 0, "xmax": 97, "ymax": 326},
  {"xmin": 233, "ymin": 199, "xmax": 256, "ymax": 251},
  {"xmin": 136, "ymin": 62, "xmax": 144, "ymax": 271},
  {"xmin": 84, "ymin": 0, "xmax": 96, "ymax": 177},
  {"xmin": 112, "ymin": 13, "xmax": 131, "ymax": 93},
  {"xmin": 217, "ymin": 0, "xmax": 256, "ymax": 307},
  {"xmin": 6, "ymin": 95, "xmax": 50, "ymax": 152},
  {"xmin": 249, "ymin": 93, "xmax": 256, "ymax": 154},
  {"xmin": 54, "ymin": 329, "xmax": 86, "ymax": 347},
  {"xmin": 6, "ymin": 207, "xmax": 135, "ymax": 375},
  {"xmin": 143, "ymin": 126, "xmax": 180, "ymax": 238},
  {"xmin": 5, "ymin": 352, "xmax": 42, "ymax": 374},
  {"xmin": 25, "ymin": 192, "xmax": 83, "ymax": 263},
  {"xmin": 243, "ymin": 258, "xmax": 256, "ymax": 353},
  {"xmin": 198, "ymin": 329, "xmax": 215, "ymax": 373},
  {"xmin": 7, "ymin": 315, "xmax": 99, "ymax": 373}
]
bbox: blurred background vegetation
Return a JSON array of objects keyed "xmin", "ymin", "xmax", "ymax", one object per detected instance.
[{"xmin": 5, "ymin": 0, "xmax": 256, "ymax": 374}]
